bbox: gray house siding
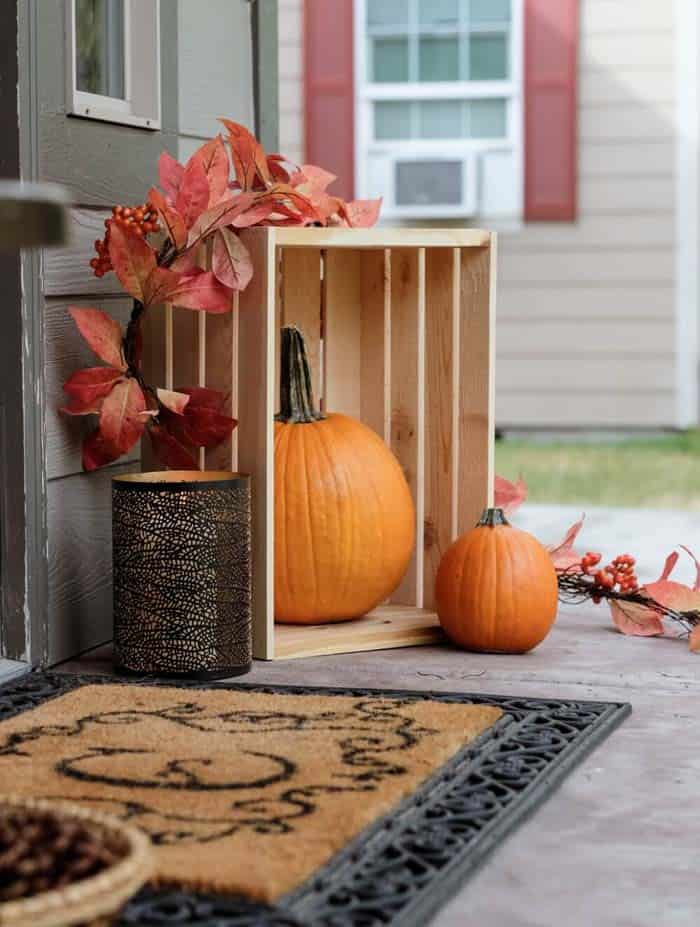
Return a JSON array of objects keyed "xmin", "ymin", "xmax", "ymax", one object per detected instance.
[{"xmin": 23, "ymin": 0, "xmax": 263, "ymax": 665}]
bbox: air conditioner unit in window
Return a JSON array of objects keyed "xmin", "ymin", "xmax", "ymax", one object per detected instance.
[{"xmin": 381, "ymin": 151, "xmax": 479, "ymax": 220}]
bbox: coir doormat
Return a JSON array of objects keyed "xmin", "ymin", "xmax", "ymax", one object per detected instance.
[{"xmin": 0, "ymin": 674, "xmax": 629, "ymax": 927}]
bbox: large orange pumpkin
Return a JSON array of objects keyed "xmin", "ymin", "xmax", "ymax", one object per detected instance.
[
  {"xmin": 435, "ymin": 508, "xmax": 558, "ymax": 653},
  {"xmin": 274, "ymin": 326, "xmax": 415, "ymax": 624}
]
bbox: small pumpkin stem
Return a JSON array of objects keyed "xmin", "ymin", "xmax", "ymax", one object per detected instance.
[
  {"xmin": 477, "ymin": 507, "xmax": 510, "ymax": 527},
  {"xmin": 276, "ymin": 325, "xmax": 326, "ymax": 424}
]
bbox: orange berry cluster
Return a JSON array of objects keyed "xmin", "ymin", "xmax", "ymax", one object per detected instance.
[
  {"xmin": 90, "ymin": 202, "xmax": 160, "ymax": 277},
  {"xmin": 581, "ymin": 551, "xmax": 639, "ymax": 604}
]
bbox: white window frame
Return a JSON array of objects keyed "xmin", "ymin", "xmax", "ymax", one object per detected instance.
[
  {"xmin": 66, "ymin": 0, "xmax": 161, "ymax": 130},
  {"xmin": 354, "ymin": 0, "xmax": 523, "ymax": 219}
]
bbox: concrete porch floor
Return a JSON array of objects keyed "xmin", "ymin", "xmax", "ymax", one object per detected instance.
[{"xmin": 61, "ymin": 596, "xmax": 699, "ymax": 927}]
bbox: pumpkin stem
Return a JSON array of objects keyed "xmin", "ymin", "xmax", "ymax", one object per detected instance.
[
  {"xmin": 477, "ymin": 507, "xmax": 510, "ymax": 527},
  {"xmin": 276, "ymin": 325, "xmax": 326, "ymax": 424}
]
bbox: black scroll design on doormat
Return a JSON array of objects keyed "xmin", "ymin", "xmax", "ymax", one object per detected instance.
[
  {"xmin": 0, "ymin": 694, "xmax": 438, "ymax": 845},
  {"xmin": 0, "ymin": 673, "xmax": 630, "ymax": 927}
]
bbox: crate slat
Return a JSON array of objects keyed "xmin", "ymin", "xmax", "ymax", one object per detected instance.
[
  {"xmin": 360, "ymin": 249, "xmax": 391, "ymax": 442},
  {"xmin": 273, "ymin": 228, "xmax": 491, "ymax": 249},
  {"xmin": 389, "ymin": 248, "xmax": 426, "ymax": 608},
  {"xmin": 238, "ymin": 229, "xmax": 276, "ymax": 659},
  {"xmin": 279, "ymin": 247, "xmax": 323, "ymax": 406},
  {"xmin": 458, "ymin": 241, "xmax": 496, "ymax": 529},
  {"xmin": 423, "ymin": 248, "xmax": 460, "ymax": 610},
  {"xmin": 204, "ymin": 292, "xmax": 239, "ymax": 470},
  {"xmin": 324, "ymin": 249, "xmax": 362, "ymax": 418}
]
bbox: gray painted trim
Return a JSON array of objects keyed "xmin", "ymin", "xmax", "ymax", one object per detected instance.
[
  {"xmin": 18, "ymin": 0, "xmax": 49, "ymax": 665},
  {"xmin": 251, "ymin": 0, "xmax": 279, "ymax": 152}
]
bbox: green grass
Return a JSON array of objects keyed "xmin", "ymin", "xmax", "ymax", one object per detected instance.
[{"xmin": 495, "ymin": 431, "xmax": 700, "ymax": 510}]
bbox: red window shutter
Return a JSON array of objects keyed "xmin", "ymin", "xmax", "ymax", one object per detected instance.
[
  {"xmin": 524, "ymin": 0, "xmax": 579, "ymax": 221},
  {"xmin": 304, "ymin": 0, "xmax": 355, "ymax": 200}
]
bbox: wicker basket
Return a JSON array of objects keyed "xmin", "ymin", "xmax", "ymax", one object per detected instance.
[{"xmin": 0, "ymin": 797, "xmax": 152, "ymax": 927}]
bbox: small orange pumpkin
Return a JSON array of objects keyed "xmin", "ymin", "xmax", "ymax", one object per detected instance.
[
  {"xmin": 435, "ymin": 508, "xmax": 558, "ymax": 653},
  {"xmin": 274, "ymin": 326, "xmax": 415, "ymax": 624}
]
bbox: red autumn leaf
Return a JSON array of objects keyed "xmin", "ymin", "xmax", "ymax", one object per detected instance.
[
  {"xmin": 254, "ymin": 184, "xmax": 317, "ymax": 225},
  {"xmin": 107, "ymin": 223, "xmax": 157, "ymax": 303},
  {"xmin": 62, "ymin": 396, "xmax": 105, "ymax": 416},
  {"xmin": 82, "ymin": 428, "xmax": 122, "ymax": 471},
  {"xmin": 690, "ymin": 625, "xmax": 700, "ymax": 652},
  {"xmin": 212, "ymin": 228, "xmax": 253, "ymax": 291},
  {"xmin": 297, "ymin": 164, "xmax": 337, "ymax": 193},
  {"xmin": 158, "ymin": 151, "xmax": 185, "ymax": 204},
  {"xmin": 609, "ymin": 599, "xmax": 665, "ymax": 638},
  {"xmin": 494, "ymin": 475, "xmax": 528, "ymax": 516},
  {"xmin": 63, "ymin": 366, "xmax": 124, "ymax": 407},
  {"xmin": 69, "ymin": 307, "xmax": 127, "ymax": 371},
  {"xmin": 148, "ymin": 186, "xmax": 187, "ymax": 250},
  {"xmin": 147, "ymin": 422, "xmax": 198, "ymax": 470},
  {"xmin": 267, "ymin": 154, "xmax": 292, "ymax": 183},
  {"xmin": 644, "ymin": 548, "xmax": 700, "ymax": 615},
  {"xmin": 146, "ymin": 267, "xmax": 233, "ymax": 314},
  {"xmin": 98, "ymin": 377, "xmax": 147, "ymax": 453},
  {"xmin": 340, "ymin": 198, "xmax": 383, "ymax": 228},
  {"xmin": 186, "ymin": 192, "xmax": 257, "ymax": 244},
  {"xmin": 609, "ymin": 547, "xmax": 700, "ymax": 642},
  {"xmin": 188, "ymin": 136, "xmax": 230, "ymax": 205},
  {"xmin": 177, "ymin": 387, "xmax": 226, "ymax": 411},
  {"xmin": 547, "ymin": 517, "xmax": 585, "ymax": 572},
  {"xmin": 156, "ymin": 387, "xmax": 190, "ymax": 415},
  {"xmin": 219, "ymin": 119, "xmax": 271, "ymax": 191},
  {"xmin": 161, "ymin": 386, "xmax": 236, "ymax": 449},
  {"xmin": 175, "ymin": 157, "xmax": 210, "ymax": 228}
]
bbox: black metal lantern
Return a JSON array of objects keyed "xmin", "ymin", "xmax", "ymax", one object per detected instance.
[{"xmin": 112, "ymin": 471, "xmax": 252, "ymax": 679}]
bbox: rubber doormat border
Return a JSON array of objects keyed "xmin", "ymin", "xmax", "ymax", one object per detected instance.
[{"xmin": 0, "ymin": 673, "xmax": 630, "ymax": 927}]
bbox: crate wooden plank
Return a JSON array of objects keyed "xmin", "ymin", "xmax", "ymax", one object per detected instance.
[
  {"xmin": 238, "ymin": 229, "xmax": 276, "ymax": 659},
  {"xmin": 279, "ymin": 247, "xmax": 323, "ymax": 405},
  {"xmin": 273, "ymin": 228, "xmax": 491, "ymax": 249},
  {"xmin": 389, "ymin": 248, "xmax": 426, "ymax": 608},
  {"xmin": 458, "ymin": 239, "xmax": 496, "ymax": 530},
  {"xmin": 274, "ymin": 605, "xmax": 444, "ymax": 659},
  {"xmin": 423, "ymin": 249, "xmax": 460, "ymax": 610},
  {"xmin": 323, "ymin": 249, "xmax": 362, "ymax": 417},
  {"xmin": 360, "ymin": 249, "xmax": 391, "ymax": 441},
  {"xmin": 205, "ymin": 291, "xmax": 239, "ymax": 470}
]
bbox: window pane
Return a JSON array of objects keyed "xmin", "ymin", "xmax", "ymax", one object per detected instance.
[
  {"xmin": 419, "ymin": 101, "xmax": 463, "ymax": 138},
  {"xmin": 419, "ymin": 0, "xmax": 459, "ymax": 27},
  {"xmin": 469, "ymin": 99, "xmax": 507, "ymax": 137},
  {"xmin": 396, "ymin": 161, "xmax": 463, "ymax": 206},
  {"xmin": 419, "ymin": 37, "xmax": 459, "ymax": 81},
  {"xmin": 469, "ymin": 34, "xmax": 508, "ymax": 80},
  {"xmin": 75, "ymin": 0, "xmax": 125, "ymax": 98},
  {"xmin": 372, "ymin": 38, "xmax": 410, "ymax": 82},
  {"xmin": 470, "ymin": 0, "xmax": 511, "ymax": 23},
  {"xmin": 375, "ymin": 102, "xmax": 413, "ymax": 139},
  {"xmin": 367, "ymin": 0, "xmax": 409, "ymax": 28}
]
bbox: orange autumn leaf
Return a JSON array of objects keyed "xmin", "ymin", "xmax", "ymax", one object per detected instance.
[
  {"xmin": 188, "ymin": 136, "xmax": 229, "ymax": 205},
  {"xmin": 547, "ymin": 517, "xmax": 586, "ymax": 572},
  {"xmin": 68, "ymin": 307, "xmax": 127, "ymax": 371},
  {"xmin": 494, "ymin": 475, "xmax": 528, "ymax": 516},
  {"xmin": 219, "ymin": 119, "xmax": 271, "ymax": 191},
  {"xmin": 107, "ymin": 223, "xmax": 157, "ymax": 303}
]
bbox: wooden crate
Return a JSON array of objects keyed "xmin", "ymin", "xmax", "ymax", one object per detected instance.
[{"xmin": 143, "ymin": 227, "xmax": 496, "ymax": 659}]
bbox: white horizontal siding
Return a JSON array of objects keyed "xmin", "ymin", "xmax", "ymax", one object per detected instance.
[
  {"xmin": 579, "ymin": 141, "xmax": 674, "ymax": 177},
  {"xmin": 498, "ymin": 0, "xmax": 678, "ymax": 428}
]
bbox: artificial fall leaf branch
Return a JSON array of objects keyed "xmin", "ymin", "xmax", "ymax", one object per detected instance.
[
  {"xmin": 62, "ymin": 120, "xmax": 382, "ymax": 472},
  {"xmin": 494, "ymin": 475, "xmax": 700, "ymax": 652}
]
